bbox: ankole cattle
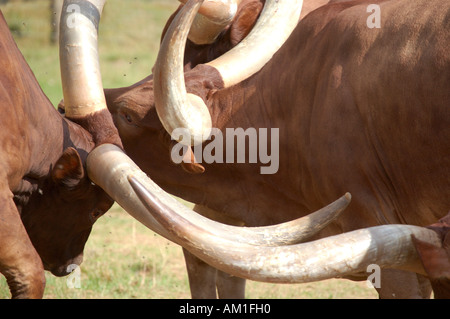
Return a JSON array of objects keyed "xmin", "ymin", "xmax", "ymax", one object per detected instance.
[
  {"xmin": 0, "ymin": 0, "xmax": 237, "ymax": 298},
  {"xmin": 2, "ymin": 0, "xmax": 383, "ymax": 299},
  {"xmin": 101, "ymin": 0, "xmax": 450, "ymax": 298},
  {"xmin": 0, "ymin": 10, "xmax": 115, "ymax": 298},
  {"xmin": 0, "ymin": 0, "xmax": 166, "ymax": 298}
]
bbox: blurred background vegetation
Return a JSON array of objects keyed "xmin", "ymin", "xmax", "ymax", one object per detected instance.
[
  {"xmin": 1, "ymin": 0, "xmax": 174, "ymax": 105},
  {"xmin": 0, "ymin": 0, "xmax": 376, "ymax": 298}
]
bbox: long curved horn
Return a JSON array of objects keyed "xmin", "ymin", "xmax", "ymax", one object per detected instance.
[
  {"xmin": 154, "ymin": 0, "xmax": 302, "ymax": 145},
  {"xmin": 129, "ymin": 174, "xmax": 351, "ymax": 245},
  {"xmin": 179, "ymin": 0, "xmax": 239, "ymax": 23},
  {"xmin": 179, "ymin": 0, "xmax": 240, "ymax": 45},
  {"xmin": 59, "ymin": 0, "xmax": 122, "ymax": 147},
  {"xmin": 153, "ymin": 0, "xmax": 212, "ymax": 146},
  {"xmin": 59, "ymin": 0, "xmax": 107, "ymax": 118},
  {"xmin": 131, "ymin": 177, "xmax": 443, "ymax": 283},
  {"xmin": 206, "ymin": 0, "xmax": 303, "ymax": 88},
  {"xmin": 86, "ymin": 143, "xmax": 350, "ymax": 247}
]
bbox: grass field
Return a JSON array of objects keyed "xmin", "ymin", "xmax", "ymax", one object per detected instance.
[
  {"xmin": 0, "ymin": 0, "xmax": 378, "ymax": 299},
  {"xmin": 1, "ymin": 203, "xmax": 377, "ymax": 299}
]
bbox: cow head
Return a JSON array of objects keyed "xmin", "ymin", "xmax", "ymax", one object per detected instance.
[
  {"xmin": 104, "ymin": 0, "xmax": 265, "ymax": 178},
  {"xmin": 20, "ymin": 148, "xmax": 113, "ymax": 276}
]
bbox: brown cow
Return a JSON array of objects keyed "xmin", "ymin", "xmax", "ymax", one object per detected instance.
[
  {"xmin": 3, "ymin": 0, "xmax": 337, "ymax": 299},
  {"xmin": 0, "ymin": 10, "xmax": 115, "ymax": 298},
  {"xmin": 103, "ymin": 0, "xmax": 450, "ymax": 298}
]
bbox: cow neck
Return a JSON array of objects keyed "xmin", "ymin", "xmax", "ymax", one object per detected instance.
[{"xmin": 1, "ymin": 36, "xmax": 95, "ymax": 178}]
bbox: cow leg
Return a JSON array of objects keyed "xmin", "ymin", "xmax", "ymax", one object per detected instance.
[
  {"xmin": 376, "ymin": 269, "xmax": 432, "ymax": 299},
  {"xmin": 216, "ymin": 271, "xmax": 246, "ymax": 299},
  {"xmin": 0, "ymin": 194, "xmax": 45, "ymax": 298},
  {"xmin": 182, "ymin": 205, "xmax": 247, "ymax": 299},
  {"xmin": 182, "ymin": 249, "xmax": 247, "ymax": 299},
  {"xmin": 182, "ymin": 248, "xmax": 218, "ymax": 298},
  {"xmin": 417, "ymin": 274, "xmax": 434, "ymax": 298}
]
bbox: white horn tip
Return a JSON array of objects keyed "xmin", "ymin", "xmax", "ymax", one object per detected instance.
[{"xmin": 344, "ymin": 192, "xmax": 352, "ymax": 201}]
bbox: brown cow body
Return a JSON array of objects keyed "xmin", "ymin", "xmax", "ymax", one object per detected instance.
[
  {"xmin": 0, "ymin": 12, "xmax": 113, "ymax": 298},
  {"xmin": 414, "ymin": 212, "xmax": 450, "ymax": 299},
  {"xmin": 105, "ymin": 0, "xmax": 449, "ymax": 298}
]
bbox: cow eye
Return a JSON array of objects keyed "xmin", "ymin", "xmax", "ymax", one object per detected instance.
[{"xmin": 120, "ymin": 111, "xmax": 133, "ymax": 124}]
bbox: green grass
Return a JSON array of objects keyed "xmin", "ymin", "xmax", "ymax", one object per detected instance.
[
  {"xmin": 1, "ymin": 0, "xmax": 176, "ymax": 105},
  {"xmin": 0, "ymin": 0, "xmax": 378, "ymax": 299}
]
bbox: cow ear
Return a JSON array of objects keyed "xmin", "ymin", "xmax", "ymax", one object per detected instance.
[
  {"xmin": 229, "ymin": 1, "xmax": 264, "ymax": 46},
  {"xmin": 52, "ymin": 147, "xmax": 85, "ymax": 188}
]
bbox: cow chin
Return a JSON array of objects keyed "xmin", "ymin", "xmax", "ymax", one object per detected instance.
[{"xmin": 45, "ymin": 255, "xmax": 84, "ymax": 277}]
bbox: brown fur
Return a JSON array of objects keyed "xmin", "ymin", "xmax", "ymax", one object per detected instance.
[
  {"xmin": 0, "ymin": 12, "xmax": 113, "ymax": 298},
  {"xmin": 105, "ymin": 0, "xmax": 450, "ymax": 298},
  {"xmin": 70, "ymin": 109, "xmax": 124, "ymax": 148},
  {"xmin": 413, "ymin": 213, "xmax": 450, "ymax": 299}
]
